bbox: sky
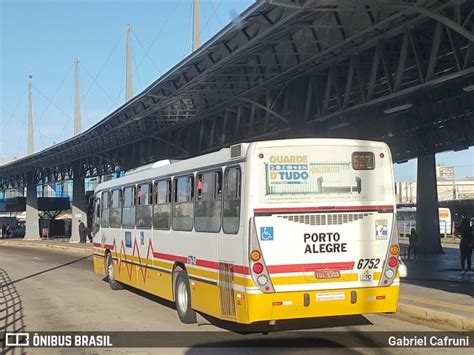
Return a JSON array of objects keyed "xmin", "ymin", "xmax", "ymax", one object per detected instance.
[{"xmin": 0, "ymin": 0, "xmax": 472, "ymax": 181}]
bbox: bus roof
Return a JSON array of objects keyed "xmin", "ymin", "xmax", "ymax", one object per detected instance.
[{"xmin": 95, "ymin": 138, "xmax": 389, "ymax": 193}]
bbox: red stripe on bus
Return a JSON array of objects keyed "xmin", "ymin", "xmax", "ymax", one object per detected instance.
[
  {"xmin": 104, "ymin": 244, "xmax": 113, "ymax": 250},
  {"xmin": 151, "ymin": 251, "xmax": 187, "ymax": 264},
  {"xmin": 93, "ymin": 242, "xmax": 114, "ymax": 250},
  {"xmin": 196, "ymin": 259, "xmax": 219, "ymax": 269},
  {"xmin": 233, "ymin": 265, "xmax": 250, "ymax": 275},
  {"xmin": 267, "ymin": 261, "xmax": 355, "ymax": 274},
  {"xmin": 96, "ymin": 241, "xmax": 251, "ymax": 275},
  {"xmin": 254, "ymin": 205, "xmax": 393, "ymax": 214},
  {"xmin": 95, "ymin": 242, "xmax": 354, "ymax": 275}
]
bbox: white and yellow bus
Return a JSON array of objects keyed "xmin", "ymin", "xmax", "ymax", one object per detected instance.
[{"xmin": 92, "ymin": 138, "xmax": 402, "ymax": 327}]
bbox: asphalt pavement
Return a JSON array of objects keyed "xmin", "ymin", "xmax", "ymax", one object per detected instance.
[{"xmin": 1, "ymin": 244, "xmax": 472, "ymax": 354}]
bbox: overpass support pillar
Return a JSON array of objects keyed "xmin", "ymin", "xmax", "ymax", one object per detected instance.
[
  {"xmin": 70, "ymin": 173, "xmax": 87, "ymax": 243},
  {"xmin": 24, "ymin": 181, "xmax": 40, "ymax": 240},
  {"xmin": 416, "ymin": 155, "xmax": 441, "ymax": 254}
]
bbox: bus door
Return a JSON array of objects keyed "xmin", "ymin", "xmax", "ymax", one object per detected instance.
[{"xmin": 216, "ymin": 166, "xmax": 242, "ymax": 319}]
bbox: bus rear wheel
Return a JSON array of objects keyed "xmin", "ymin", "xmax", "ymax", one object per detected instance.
[
  {"xmin": 175, "ymin": 270, "xmax": 197, "ymax": 324},
  {"xmin": 106, "ymin": 252, "xmax": 123, "ymax": 290}
]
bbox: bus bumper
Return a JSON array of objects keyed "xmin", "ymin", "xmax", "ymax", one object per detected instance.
[{"xmin": 244, "ymin": 284, "xmax": 399, "ymax": 324}]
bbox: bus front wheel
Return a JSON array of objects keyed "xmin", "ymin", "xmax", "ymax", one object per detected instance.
[
  {"xmin": 175, "ymin": 271, "xmax": 197, "ymax": 324},
  {"xmin": 106, "ymin": 253, "xmax": 123, "ymax": 290}
]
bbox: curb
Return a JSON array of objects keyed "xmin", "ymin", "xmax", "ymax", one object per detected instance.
[
  {"xmin": 0, "ymin": 240, "xmax": 92, "ymax": 255},
  {"xmin": 389, "ymin": 302, "xmax": 474, "ymax": 331}
]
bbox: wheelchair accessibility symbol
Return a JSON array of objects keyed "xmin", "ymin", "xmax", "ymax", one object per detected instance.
[{"xmin": 260, "ymin": 227, "xmax": 274, "ymax": 241}]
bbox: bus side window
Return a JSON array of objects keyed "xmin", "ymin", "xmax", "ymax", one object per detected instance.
[
  {"xmin": 172, "ymin": 175, "xmax": 194, "ymax": 231},
  {"xmin": 195, "ymin": 170, "xmax": 222, "ymax": 233},
  {"xmin": 215, "ymin": 171, "xmax": 223, "ymax": 197},
  {"xmin": 223, "ymin": 167, "xmax": 241, "ymax": 234},
  {"xmin": 101, "ymin": 191, "xmax": 110, "ymax": 228},
  {"xmin": 109, "ymin": 189, "xmax": 122, "ymax": 228},
  {"xmin": 153, "ymin": 179, "xmax": 171, "ymax": 230},
  {"xmin": 122, "ymin": 186, "xmax": 136, "ymax": 228},
  {"xmin": 94, "ymin": 197, "xmax": 100, "ymax": 224},
  {"xmin": 92, "ymin": 196, "xmax": 101, "ymax": 236},
  {"xmin": 136, "ymin": 183, "xmax": 152, "ymax": 229}
]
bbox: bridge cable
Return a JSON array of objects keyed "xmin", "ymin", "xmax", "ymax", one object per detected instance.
[
  {"xmin": 184, "ymin": 0, "xmax": 224, "ymax": 54},
  {"xmin": 200, "ymin": 0, "xmax": 224, "ymax": 39},
  {"xmin": 35, "ymin": 63, "xmax": 74, "ymax": 143},
  {"xmin": 2, "ymin": 87, "xmax": 26, "ymax": 156},
  {"xmin": 114, "ymin": 52, "xmax": 126, "ymax": 110},
  {"xmin": 61, "ymin": 74, "xmax": 76, "ymax": 140},
  {"xmin": 64, "ymin": 75, "xmax": 75, "ymax": 138},
  {"xmin": 130, "ymin": 37, "xmax": 143, "ymax": 91},
  {"xmin": 134, "ymin": 0, "xmax": 184, "ymax": 73},
  {"xmin": 131, "ymin": 31, "xmax": 160, "ymax": 75},
  {"xmin": 80, "ymin": 79, "xmax": 90, "ymax": 130},
  {"xmin": 183, "ymin": 0, "xmax": 194, "ymax": 56},
  {"xmin": 32, "ymin": 101, "xmax": 46, "ymax": 149},
  {"xmin": 31, "ymin": 84, "xmax": 73, "ymax": 147},
  {"xmin": 209, "ymin": 0, "xmax": 224, "ymax": 28},
  {"xmin": 83, "ymin": 31, "xmax": 125, "ymax": 102},
  {"xmin": 13, "ymin": 93, "xmax": 28, "ymax": 157},
  {"xmin": 80, "ymin": 63, "xmax": 115, "ymax": 105}
]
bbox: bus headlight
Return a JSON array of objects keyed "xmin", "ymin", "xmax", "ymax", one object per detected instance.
[
  {"xmin": 257, "ymin": 274, "xmax": 268, "ymax": 286},
  {"xmin": 385, "ymin": 269, "xmax": 394, "ymax": 279}
]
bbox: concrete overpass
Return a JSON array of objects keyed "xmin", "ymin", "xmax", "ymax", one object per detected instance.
[{"xmin": 0, "ymin": 0, "xmax": 473, "ymax": 249}]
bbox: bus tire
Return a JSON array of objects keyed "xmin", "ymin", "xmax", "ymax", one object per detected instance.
[
  {"xmin": 106, "ymin": 252, "xmax": 123, "ymax": 290},
  {"xmin": 175, "ymin": 271, "xmax": 197, "ymax": 324}
]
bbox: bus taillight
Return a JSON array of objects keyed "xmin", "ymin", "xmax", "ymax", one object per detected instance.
[
  {"xmin": 379, "ymin": 221, "xmax": 400, "ymax": 287},
  {"xmin": 253, "ymin": 263, "xmax": 264, "ymax": 274},
  {"xmin": 250, "ymin": 250, "xmax": 261, "ymax": 261},
  {"xmin": 390, "ymin": 245, "xmax": 400, "ymax": 255},
  {"xmin": 257, "ymin": 275, "xmax": 268, "ymax": 286},
  {"xmin": 385, "ymin": 269, "xmax": 395, "ymax": 279},
  {"xmin": 388, "ymin": 256, "xmax": 398, "ymax": 268},
  {"xmin": 249, "ymin": 217, "xmax": 275, "ymax": 293}
]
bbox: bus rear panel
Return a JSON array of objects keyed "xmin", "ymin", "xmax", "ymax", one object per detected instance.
[{"xmin": 244, "ymin": 139, "xmax": 399, "ymax": 323}]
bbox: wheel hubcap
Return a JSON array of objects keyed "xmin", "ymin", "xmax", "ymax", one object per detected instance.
[{"xmin": 177, "ymin": 281, "xmax": 188, "ymax": 313}]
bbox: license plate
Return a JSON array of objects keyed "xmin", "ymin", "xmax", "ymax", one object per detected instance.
[
  {"xmin": 316, "ymin": 291, "xmax": 345, "ymax": 301},
  {"xmin": 315, "ymin": 269, "xmax": 340, "ymax": 279}
]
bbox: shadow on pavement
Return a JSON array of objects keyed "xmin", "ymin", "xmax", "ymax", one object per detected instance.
[
  {"xmin": 1, "ymin": 255, "xmax": 91, "ymax": 288},
  {"xmin": 184, "ymin": 329, "xmax": 390, "ymax": 354},
  {"xmin": 100, "ymin": 278, "xmax": 177, "ymax": 311},
  {"xmin": 401, "ymin": 246, "xmax": 474, "ymax": 297},
  {"xmin": 0, "ymin": 268, "xmax": 27, "ymax": 355},
  {"xmin": 197, "ymin": 313, "xmax": 372, "ymax": 334}
]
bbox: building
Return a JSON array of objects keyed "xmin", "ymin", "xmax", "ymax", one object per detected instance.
[{"xmin": 395, "ymin": 164, "xmax": 474, "ymax": 203}]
